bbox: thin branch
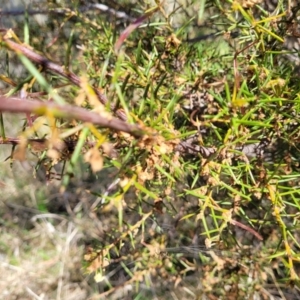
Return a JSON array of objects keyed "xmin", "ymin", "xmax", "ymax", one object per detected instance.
[
  {"xmin": 231, "ymin": 219, "xmax": 263, "ymax": 241},
  {"xmin": 114, "ymin": 7, "xmax": 159, "ymax": 52},
  {"xmin": 0, "ymin": 96, "xmax": 144, "ymax": 137},
  {"xmin": 2, "ymin": 37, "xmax": 109, "ymax": 106},
  {"xmin": 2, "ymin": 36, "xmax": 130, "ymax": 121}
]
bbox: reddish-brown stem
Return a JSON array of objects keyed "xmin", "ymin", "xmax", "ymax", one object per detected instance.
[
  {"xmin": 0, "ymin": 96, "xmax": 143, "ymax": 137},
  {"xmin": 231, "ymin": 219, "xmax": 263, "ymax": 241},
  {"xmin": 2, "ymin": 38, "xmax": 112, "ymax": 107}
]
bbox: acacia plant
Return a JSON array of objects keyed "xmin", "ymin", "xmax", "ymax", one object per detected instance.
[{"xmin": 1, "ymin": 1, "xmax": 300, "ymax": 299}]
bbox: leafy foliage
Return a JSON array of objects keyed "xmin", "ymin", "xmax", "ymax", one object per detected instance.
[{"xmin": 1, "ymin": 0, "xmax": 300, "ymax": 299}]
